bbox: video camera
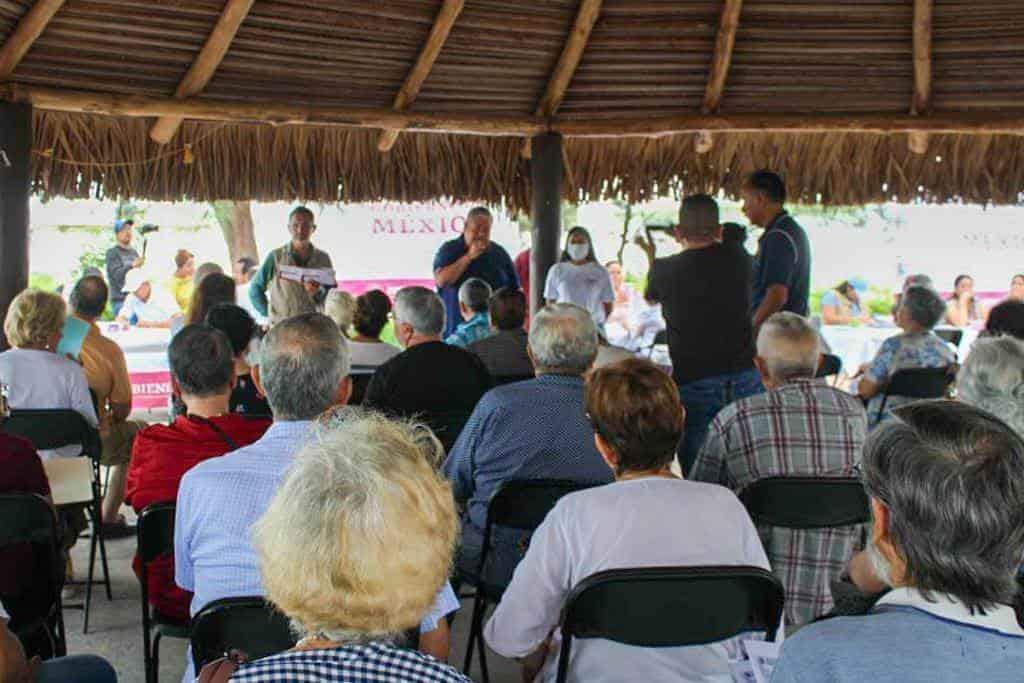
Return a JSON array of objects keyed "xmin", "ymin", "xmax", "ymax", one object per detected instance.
[{"xmin": 138, "ymin": 223, "xmax": 160, "ymax": 235}]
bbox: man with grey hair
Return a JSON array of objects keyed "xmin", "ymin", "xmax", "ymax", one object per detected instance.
[
  {"xmin": 645, "ymin": 193, "xmax": 762, "ymax": 472},
  {"xmin": 957, "ymin": 335, "xmax": 1024, "ymax": 437},
  {"xmin": 444, "ymin": 303, "xmax": 614, "ymax": 586},
  {"xmin": 692, "ymin": 312, "xmax": 867, "ymax": 627},
  {"xmin": 365, "ymin": 286, "xmax": 491, "ymax": 452},
  {"xmin": 445, "ymin": 277, "xmax": 493, "ymax": 348},
  {"xmin": 773, "ymin": 401, "xmax": 1024, "ymax": 681}
]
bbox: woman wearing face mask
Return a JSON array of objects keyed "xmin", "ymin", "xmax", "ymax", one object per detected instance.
[{"xmin": 543, "ymin": 226, "xmax": 615, "ymax": 327}]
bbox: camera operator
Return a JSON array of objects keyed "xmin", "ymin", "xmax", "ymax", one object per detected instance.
[{"xmin": 105, "ymin": 219, "xmax": 144, "ymax": 317}]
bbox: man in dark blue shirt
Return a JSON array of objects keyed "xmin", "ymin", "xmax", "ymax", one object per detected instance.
[
  {"xmin": 433, "ymin": 207, "xmax": 518, "ymax": 337},
  {"xmin": 743, "ymin": 170, "xmax": 811, "ymax": 329}
]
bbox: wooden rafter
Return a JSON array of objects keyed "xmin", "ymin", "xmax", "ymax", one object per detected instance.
[
  {"xmin": 521, "ymin": 0, "xmax": 602, "ymax": 158},
  {"xmin": 377, "ymin": 0, "xmax": 465, "ymax": 152},
  {"xmin": 0, "ymin": 0, "xmax": 65, "ymax": 80},
  {"xmin": 697, "ymin": 0, "xmax": 744, "ymax": 154},
  {"xmin": 909, "ymin": 0, "xmax": 933, "ymax": 154},
  {"xmin": 149, "ymin": 0, "xmax": 255, "ymax": 144}
]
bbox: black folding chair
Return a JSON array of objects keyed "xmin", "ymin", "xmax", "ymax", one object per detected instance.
[
  {"xmin": 815, "ymin": 353, "xmax": 842, "ymax": 382},
  {"xmin": 348, "ymin": 365, "xmax": 378, "ymax": 406},
  {"xmin": 739, "ymin": 477, "xmax": 871, "ymax": 529},
  {"xmin": 462, "ymin": 479, "xmax": 601, "ymax": 682},
  {"xmin": 0, "ymin": 409, "xmax": 111, "ymax": 633},
  {"xmin": 137, "ymin": 503, "xmax": 189, "ymax": 683},
  {"xmin": 189, "ymin": 596, "xmax": 297, "ymax": 674},
  {"xmin": 934, "ymin": 328, "xmax": 964, "ymax": 348},
  {"xmin": 0, "ymin": 493, "xmax": 66, "ymax": 659},
  {"xmin": 875, "ymin": 366, "xmax": 955, "ymax": 423},
  {"xmin": 555, "ymin": 566, "xmax": 785, "ymax": 683}
]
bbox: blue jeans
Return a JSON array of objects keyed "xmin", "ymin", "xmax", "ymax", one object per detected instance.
[
  {"xmin": 678, "ymin": 368, "xmax": 764, "ymax": 475},
  {"xmin": 37, "ymin": 655, "xmax": 117, "ymax": 683}
]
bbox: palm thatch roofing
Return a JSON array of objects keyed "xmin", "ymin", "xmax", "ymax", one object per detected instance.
[{"xmin": 2, "ymin": 0, "xmax": 1024, "ymax": 208}]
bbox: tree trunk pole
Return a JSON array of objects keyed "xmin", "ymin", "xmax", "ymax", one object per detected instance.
[
  {"xmin": 0, "ymin": 102, "xmax": 31, "ymax": 350},
  {"xmin": 530, "ymin": 133, "xmax": 563, "ymax": 318}
]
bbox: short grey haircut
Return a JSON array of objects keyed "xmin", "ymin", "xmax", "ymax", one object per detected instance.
[
  {"xmin": 902, "ymin": 273, "xmax": 934, "ymax": 292},
  {"xmin": 861, "ymin": 400, "xmax": 1024, "ymax": 612},
  {"xmin": 528, "ymin": 303, "xmax": 598, "ymax": 375},
  {"xmin": 394, "ymin": 286, "xmax": 445, "ymax": 336},
  {"xmin": 324, "ymin": 290, "xmax": 356, "ymax": 333},
  {"xmin": 756, "ymin": 312, "xmax": 820, "ymax": 381},
  {"xmin": 958, "ymin": 335, "xmax": 1024, "ymax": 437},
  {"xmin": 259, "ymin": 313, "xmax": 350, "ymax": 421},
  {"xmin": 901, "ymin": 285, "xmax": 946, "ymax": 329},
  {"xmin": 458, "ymin": 278, "xmax": 492, "ymax": 314}
]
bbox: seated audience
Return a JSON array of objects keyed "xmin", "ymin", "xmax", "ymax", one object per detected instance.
[
  {"xmin": 125, "ymin": 324, "xmax": 270, "ymax": 623},
  {"xmin": 1, "ymin": 600, "xmax": 116, "ymax": 683},
  {"xmin": 445, "ymin": 278, "xmax": 493, "ymax": 347},
  {"xmin": 205, "ymin": 304, "xmax": 271, "ymax": 417},
  {"xmin": 192, "ymin": 261, "xmax": 223, "ymax": 285},
  {"xmin": 772, "ymin": 401, "xmax": 1024, "ymax": 682},
  {"xmin": 468, "ymin": 287, "xmax": 533, "ymax": 381},
  {"xmin": 168, "ymin": 249, "xmax": 195, "ymax": 314},
  {"xmin": 604, "ymin": 259, "xmax": 636, "ymax": 336},
  {"xmin": 821, "ymin": 280, "xmax": 872, "ymax": 325},
  {"xmin": 228, "ymin": 413, "xmax": 470, "ymax": 682},
  {"xmin": 945, "ymin": 273, "xmax": 987, "ymax": 327},
  {"xmin": 857, "ymin": 285, "xmax": 954, "ymax": 426},
  {"xmin": 485, "ymin": 358, "xmax": 769, "ymax": 682},
  {"xmin": 116, "ymin": 270, "xmax": 175, "ymax": 328},
  {"xmin": 348, "ymin": 290, "xmax": 401, "ymax": 368},
  {"xmin": 174, "ymin": 314, "xmax": 459, "ymax": 679},
  {"xmin": 324, "ymin": 289, "xmax": 356, "ymax": 338},
  {"xmin": 184, "ymin": 272, "xmax": 235, "ymax": 327},
  {"xmin": 892, "ymin": 273, "xmax": 934, "ymax": 322},
  {"xmin": 594, "ymin": 333, "xmax": 635, "ymax": 369},
  {"xmin": 1009, "ymin": 274, "xmax": 1024, "ymax": 302},
  {"xmin": 957, "ymin": 335, "xmax": 1024, "ymax": 437},
  {"xmin": 69, "ymin": 276, "xmax": 146, "ymax": 535},
  {"xmin": 983, "ymin": 299, "xmax": 1024, "ymax": 340},
  {"xmin": 444, "ymin": 303, "xmax": 614, "ymax": 586},
  {"xmin": 692, "ymin": 312, "xmax": 867, "ymax": 626},
  {"xmin": 365, "ymin": 287, "xmax": 491, "ymax": 452}
]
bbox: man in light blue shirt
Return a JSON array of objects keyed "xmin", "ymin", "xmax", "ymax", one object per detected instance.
[
  {"xmin": 445, "ymin": 278, "xmax": 493, "ymax": 348},
  {"xmin": 771, "ymin": 400, "xmax": 1024, "ymax": 682},
  {"xmin": 175, "ymin": 314, "xmax": 459, "ymax": 680}
]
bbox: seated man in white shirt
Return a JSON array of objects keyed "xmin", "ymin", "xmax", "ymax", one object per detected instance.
[
  {"xmin": 116, "ymin": 269, "xmax": 176, "ymax": 329},
  {"xmin": 485, "ymin": 358, "xmax": 769, "ymax": 682}
]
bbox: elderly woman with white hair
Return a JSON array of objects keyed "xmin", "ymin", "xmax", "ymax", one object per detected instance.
[
  {"xmin": 324, "ymin": 289, "xmax": 356, "ymax": 338},
  {"xmin": 225, "ymin": 412, "xmax": 471, "ymax": 682},
  {"xmin": 957, "ymin": 335, "xmax": 1024, "ymax": 437}
]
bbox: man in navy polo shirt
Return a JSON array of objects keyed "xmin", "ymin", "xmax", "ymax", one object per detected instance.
[
  {"xmin": 742, "ymin": 170, "xmax": 811, "ymax": 331},
  {"xmin": 434, "ymin": 206, "xmax": 518, "ymax": 338}
]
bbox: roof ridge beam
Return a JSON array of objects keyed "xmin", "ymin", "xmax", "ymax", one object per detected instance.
[
  {"xmin": 697, "ymin": 0, "xmax": 744, "ymax": 154},
  {"xmin": 909, "ymin": 0, "xmax": 933, "ymax": 154},
  {"xmin": 149, "ymin": 0, "xmax": 255, "ymax": 144},
  {"xmin": 378, "ymin": 0, "xmax": 465, "ymax": 152},
  {"xmin": 0, "ymin": 0, "xmax": 66, "ymax": 80},
  {"xmin": 521, "ymin": 0, "xmax": 602, "ymax": 158}
]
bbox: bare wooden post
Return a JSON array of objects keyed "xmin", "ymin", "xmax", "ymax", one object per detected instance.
[
  {"xmin": 909, "ymin": 0, "xmax": 933, "ymax": 154},
  {"xmin": 0, "ymin": 102, "xmax": 32, "ymax": 350},
  {"xmin": 530, "ymin": 133, "xmax": 563, "ymax": 318},
  {"xmin": 698, "ymin": 0, "xmax": 744, "ymax": 155}
]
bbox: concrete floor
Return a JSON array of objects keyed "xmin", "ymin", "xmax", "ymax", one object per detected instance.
[{"xmin": 63, "ymin": 527, "xmax": 520, "ymax": 682}]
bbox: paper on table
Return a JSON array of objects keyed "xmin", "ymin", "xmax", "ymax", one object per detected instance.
[
  {"xmin": 277, "ymin": 265, "xmax": 336, "ymax": 287},
  {"xmin": 730, "ymin": 660, "xmax": 757, "ymax": 683},
  {"xmin": 56, "ymin": 315, "xmax": 91, "ymax": 361},
  {"xmin": 43, "ymin": 457, "xmax": 94, "ymax": 507},
  {"xmin": 743, "ymin": 639, "xmax": 781, "ymax": 683}
]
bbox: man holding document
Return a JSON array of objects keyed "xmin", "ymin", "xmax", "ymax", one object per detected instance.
[{"xmin": 249, "ymin": 206, "xmax": 335, "ymax": 326}]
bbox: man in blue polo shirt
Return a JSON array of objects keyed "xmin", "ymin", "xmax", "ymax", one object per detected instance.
[
  {"xmin": 742, "ymin": 170, "xmax": 811, "ymax": 331},
  {"xmin": 434, "ymin": 206, "xmax": 518, "ymax": 338},
  {"xmin": 772, "ymin": 401, "xmax": 1024, "ymax": 682}
]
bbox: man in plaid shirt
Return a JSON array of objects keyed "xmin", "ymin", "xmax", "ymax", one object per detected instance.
[{"xmin": 691, "ymin": 312, "xmax": 867, "ymax": 627}]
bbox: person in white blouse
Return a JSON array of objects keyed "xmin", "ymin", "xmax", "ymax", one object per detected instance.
[
  {"xmin": 0, "ymin": 289, "xmax": 99, "ymax": 459},
  {"xmin": 484, "ymin": 358, "xmax": 770, "ymax": 682},
  {"xmin": 544, "ymin": 227, "xmax": 615, "ymax": 328}
]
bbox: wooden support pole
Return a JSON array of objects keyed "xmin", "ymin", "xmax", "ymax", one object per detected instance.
[
  {"xmin": 530, "ymin": 133, "xmax": 563, "ymax": 318},
  {"xmin": 521, "ymin": 0, "xmax": 602, "ymax": 158},
  {"xmin": 378, "ymin": 0, "xmax": 464, "ymax": 152},
  {"xmin": 149, "ymin": 0, "xmax": 255, "ymax": 144},
  {"xmin": 698, "ymin": 0, "xmax": 744, "ymax": 154},
  {"xmin": 909, "ymin": 0, "xmax": 933, "ymax": 154},
  {"xmin": 0, "ymin": 102, "xmax": 32, "ymax": 351},
  {"xmin": 0, "ymin": 0, "xmax": 65, "ymax": 79}
]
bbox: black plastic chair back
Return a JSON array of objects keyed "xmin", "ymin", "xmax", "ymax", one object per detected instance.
[
  {"xmin": 815, "ymin": 353, "xmax": 842, "ymax": 378},
  {"xmin": 190, "ymin": 597, "xmax": 296, "ymax": 672},
  {"xmin": 348, "ymin": 373, "xmax": 373, "ymax": 406},
  {"xmin": 556, "ymin": 566, "xmax": 784, "ymax": 683},
  {"xmin": 739, "ymin": 477, "xmax": 870, "ymax": 529},
  {"xmin": 0, "ymin": 410, "xmax": 101, "ymax": 460},
  {"xmin": 485, "ymin": 479, "xmax": 599, "ymax": 535},
  {"xmin": 138, "ymin": 503, "xmax": 176, "ymax": 565},
  {"xmin": 877, "ymin": 366, "xmax": 954, "ymax": 422},
  {"xmin": 935, "ymin": 329, "xmax": 964, "ymax": 348}
]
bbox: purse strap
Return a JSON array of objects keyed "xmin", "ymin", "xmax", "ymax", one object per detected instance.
[
  {"xmin": 188, "ymin": 414, "xmax": 240, "ymax": 450},
  {"xmin": 197, "ymin": 649, "xmax": 249, "ymax": 683}
]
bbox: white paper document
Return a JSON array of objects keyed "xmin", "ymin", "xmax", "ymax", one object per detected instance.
[{"xmin": 278, "ymin": 265, "xmax": 336, "ymax": 287}]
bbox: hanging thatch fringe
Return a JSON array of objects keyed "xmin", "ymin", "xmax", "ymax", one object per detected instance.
[{"xmin": 32, "ymin": 111, "xmax": 1024, "ymax": 209}]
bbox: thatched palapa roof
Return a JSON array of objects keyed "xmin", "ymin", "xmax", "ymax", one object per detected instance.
[{"xmin": 2, "ymin": 0, "xmax": 1024, "ymax": 207}]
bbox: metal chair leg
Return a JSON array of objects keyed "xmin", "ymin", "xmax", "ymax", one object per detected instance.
[
  {"xmin": 153, "ymin": 630, "xmax": 162, "ymax": 683},
  {"xmin": 142, "ymin": 610, "xmax": 153, "ymax": 683},
  {"xmin": 462, "ymin": 593, "xmax": 483, "ymax": 674},
  {"xmin": 84, "ymin": 507, "xmax": 97, "ymax": 634},
  {"xmin": 476, "ymin": 603, "xmax": 491, "ymax": 683}
]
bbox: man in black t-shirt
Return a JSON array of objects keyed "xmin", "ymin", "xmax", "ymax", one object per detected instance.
[
  {"xmin": 645, "ymin": 194, "xmax": 764, "ymax": 473},
  {"xmin": 364, "ymin": 286, "xmax": 492, "ymax": 452}
]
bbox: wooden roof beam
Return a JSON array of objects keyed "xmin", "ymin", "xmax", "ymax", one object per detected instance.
[
  {"xmin": 0, "ymin": 0, "xmax": 66, "ymax": 80},
  {"xmin": 697, "ymin": 0, "xmax": 744, "ymax": 154},
  {"xmin": 521, "ymin": 0, "xmax": 602, "ymax": 158},
  {"xmin": 149, "ymin": 0, "xmax": 255, "ymax": 144},
  {"xmin": 909, "ymin": 0, "xmax": 933, "ymax": 154},
  {"xmin": 378, "ymin": 0, "xmax": 465, "ymax": 152}
]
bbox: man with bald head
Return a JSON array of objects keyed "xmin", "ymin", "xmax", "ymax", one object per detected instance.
[{"xmin": 691, "ymin": 312, "xmax": 867, "ymax": 628}]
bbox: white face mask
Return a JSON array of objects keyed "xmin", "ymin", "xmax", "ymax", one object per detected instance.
[{"xmin": 567, "ymin": 243, "xmax": 589, "ymax": 261}]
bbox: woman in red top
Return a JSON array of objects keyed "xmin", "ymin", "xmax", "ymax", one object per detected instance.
[{"xmin": 125, "ymin": 324, "xmax": 270, "ymax": 622}]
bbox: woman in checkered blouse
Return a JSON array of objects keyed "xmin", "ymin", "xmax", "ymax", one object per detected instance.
[{"xmin": 228, "ymin": 412, "xmax": 470, "ymax": 682}]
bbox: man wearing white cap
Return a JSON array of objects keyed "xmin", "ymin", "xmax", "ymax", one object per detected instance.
[{"xmin": 116, "ymin": 270, "xmax": 174, "ymax": 328}]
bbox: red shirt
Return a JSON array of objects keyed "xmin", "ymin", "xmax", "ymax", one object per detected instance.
[
  {"xmin": 125, "ymin": 414, "xmax": 270, "ymax": 622},
  {"xmin": 0, "ymin": 433, "xmax": 51, "ymax": 602}
]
